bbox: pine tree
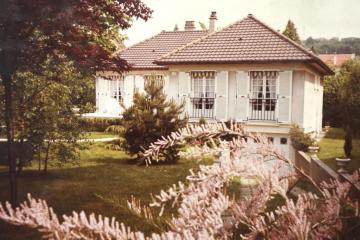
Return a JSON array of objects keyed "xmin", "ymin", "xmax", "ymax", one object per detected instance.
[
  {"xmin": 121, "ymin": 78, "xmax": 188, "ymax": 163},
  {"xmin": 282, "ymin": 20, "xmax": 302, "ymax": 44}
]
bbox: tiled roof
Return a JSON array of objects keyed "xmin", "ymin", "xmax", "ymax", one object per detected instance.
[
  {"xmin": 119, "ymin": 30, "xmax": 208, "ymax": 70},
  {"xmin": 318, "ymin": 54, "xmax": 355, "ymax": 67},
  {"xmin": 155, "ymin": 15, "xmax": 333, "ymax": 74}
]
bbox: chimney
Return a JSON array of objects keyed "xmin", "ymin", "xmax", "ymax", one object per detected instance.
[
  {"xmin": 174, "ymin": 24, "xmax": 179, "ymax": 31},
  {"xmin": 184, "ymin": 21, "xmax": 196, "ymax": 31},
  {"xmin": 209, "ymin": 11, "xmax": 217, "ymax": 33}
]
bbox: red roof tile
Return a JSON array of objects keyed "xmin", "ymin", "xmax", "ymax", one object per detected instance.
[
  {"xmin": 119, "ymin": 30, "xmax": 208, "ymax": 70},
  {"xmin": 155, "ymin": 15, "xmax": 332, "ymax": 74}
]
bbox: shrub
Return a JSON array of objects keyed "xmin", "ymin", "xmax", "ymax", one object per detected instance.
[
  {"xmin": 121, "ymin": 80, "xmax": 187, "ymax": 163},
  {"xmin": 80, "ymin": 117, "xmax": 122, "ymax": 132},
  {"xmin": 289, "ymin": 125, "xmax": 315, "ymax": 152},
  {"xmin": 198, "ymin": 117, "xmax": 207, "ymax": 125},
  {"xmin": 0, "ymin": 142, "xmax": 34, "ymax": 166}
]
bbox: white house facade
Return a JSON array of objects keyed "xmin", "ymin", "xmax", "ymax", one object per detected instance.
[{"xmin": 86, "ymin": 13, "xmax": 333, "ymax": 159}]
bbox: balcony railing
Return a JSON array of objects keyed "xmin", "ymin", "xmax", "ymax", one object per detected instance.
[
  {"xmin": 249, "ymin": 98, "xmax": 277, "ymax": 121},
  {"xmin": 190, "ymin": 98, "xmax": 215, "ymax": 119}
]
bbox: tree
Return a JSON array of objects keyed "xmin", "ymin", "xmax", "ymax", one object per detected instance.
[
  {"xmin": 15, "ymin": 58, "xmax": 92, "ymax": 173},
  {"xmin": 121, "ymin": 79, "xmax": 187, "ymax": 163},
  {"xmin": 0, "ymin": 0, "xmax": 152, "ymax": 205},
  {"xmin": 282, "ymin": 20, "xmax": 301, "ymax": 44},
  {"xmin": 324, "ymin": 59, "xmax": 360, "ymax": 157},
  {"xmin": 198, "ymin": 21, "xmax": 207, "ymax": 31},
  {"xmin": 340, "ymin": 59, "xmax": 360, "ymax": 157},
  {"xmin": 304, "ymin": 37, "xmax": 360, "ymax": 55},
  {"xmin": 323, "ymin": 74, "xmax": 343, "ymax": 127}
]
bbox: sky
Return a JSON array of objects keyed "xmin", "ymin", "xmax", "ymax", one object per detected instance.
[{"xmin": 123, "ymin": 0, "xmax": 360, "ymax": 47}]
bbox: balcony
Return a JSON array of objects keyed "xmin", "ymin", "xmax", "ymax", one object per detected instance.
[
  {"xmin": 249, "ymin": 98, "xmax": 277, "ymax": 121},
  {"xmin": 190, "ymin": 98, "xmax": 215, "ymax": 119}
]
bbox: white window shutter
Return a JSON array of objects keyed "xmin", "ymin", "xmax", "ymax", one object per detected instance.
[
  {"xmin": 178, "ymin": 72, "xmax": 191, "ymax": 115},
  {"xmin": 167, "ymin": 72, "xmax": 179, "ymax": 102},
  {"xmin": 236, "ymin": 71, "xmax": 249, "ymax": 121},
  {"xmin": 123, "ymin": 75, "xmax": 134, "ymax": 108},
  {"xmin": 277, "ymin": 71, "xmax": 292, "ymax": 123},
  {"xmin": 215, "ymin": 71, "xmax": 228, "ymax": 121},
  {"xmin": 134, "ymin": 75, "xmax": 144, "ymax": 93}
]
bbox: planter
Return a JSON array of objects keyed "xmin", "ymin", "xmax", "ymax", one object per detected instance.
[
  {"xmin": 335, "ymin": 158, "xmax": 351, "ymax": 173},
  {"xmin": 324, "ymin": 122, "xmax": 330, "ymax": 132},
  {"xmin": 308, "ymin": 146, "xmax": 320, "ymax": 153}
]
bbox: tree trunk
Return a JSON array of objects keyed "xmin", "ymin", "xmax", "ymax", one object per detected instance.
[
  {"xmin": 38, "ymin": 146, "xmax": 41, "ymax": 172},
  {"xmin": 2, "ymin": 73, "xmax": 17, "ymax": 206},
  {"xmin": 44, "ymin": 142, "xmax": 51, "ymax": 173},
  {"xmin": 17, "ymin": 137, "xmax": 24, "ymax": 175},
  {"xmin": 344, "ymin": 130, "xmax": 353, "ymax": 158},
  {"xmin": 17, "ymin": 79, "xmax": 26, "ymax": 175}
]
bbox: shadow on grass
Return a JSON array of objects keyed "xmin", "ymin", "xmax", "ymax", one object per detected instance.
[{"xmin": 0, "ymin": 151, "xmax": 200, "ymax": 239}]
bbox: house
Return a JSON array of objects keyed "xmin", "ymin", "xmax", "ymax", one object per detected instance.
[
  {"xmin": 318, "ymin": 54, "xmax": 355, "ymax": 69},
  {"xmin": 88, "ymin": 12, "xmax": 333, "ymax": 159}
]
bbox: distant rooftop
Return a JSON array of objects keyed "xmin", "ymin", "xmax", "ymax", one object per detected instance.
[{"xmin": 318, "ymin": 54, "xmax": 355, "ymax": 67}]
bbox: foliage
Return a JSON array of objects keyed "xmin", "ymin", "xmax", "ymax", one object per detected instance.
[
  {"xmin": 0, "ymin": 142, "xmax": 33, "ymax": 165},
  {"xmin": 0, "ymin": 0, "xmax": 152, "ymax": 204},
  {"xmin": 80, "ymin": 118, "xmax": 122, "ymax": 132},
  {"xmin": 304, "ymin": 37, "xmax": 360, "ymax": 55},
  {"xmin": 198, "ymin": 21, "xmax": 207, "ymax": 31},
  {"xmin": 198, "ymin": 116, "xmax": 207, "ymax": 126},
  {"xmin": 323, "ymin": 74, "xmax": 343, "ymax": 127},
  {"xmin": 1, "ymin": 124, "xmax": 359, "ymax": 239},
  {"xmin": 324, "ymin": 59, "xmax": 360, "ymax": 157},
  {"xmin": 121, "ymin": 80, "xmax": 187, "ymax": 163},
  {"xmin": 8, "ymin": 59, "xmax": 95, "ymax": 172},
  {"xmin": 289, "ymin": 125, "xmax": 315, "ymax": 152},
  {"xmin": 282, "ymin": 20, "xmax": 301, "ymax": 44},
  {"xmin": 340, "ymin": 59, "xmax": 360, "ymax": 157}
]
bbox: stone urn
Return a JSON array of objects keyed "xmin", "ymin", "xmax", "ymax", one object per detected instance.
[{"xmin": 335, "ymin": 158, "xmax": 351, "ymax": 173}]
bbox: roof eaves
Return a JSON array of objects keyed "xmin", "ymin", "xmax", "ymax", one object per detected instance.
[{"xmin": 154, "ymin": 59, "xmax": 334, "ymax": 75}]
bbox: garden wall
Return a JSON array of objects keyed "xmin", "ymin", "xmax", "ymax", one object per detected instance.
[
  {"xmin": 295, "ymin": 151, "xmax": 360, "ymax": 201},
  {"xmin": 295, "ymin": 151, "xmax": 338, "ymax": 185}
]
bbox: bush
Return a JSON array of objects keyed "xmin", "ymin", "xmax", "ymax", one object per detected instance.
[
  {"xmin": 289, "ymin": 125, "xmax": 315, "ymax": 152},
  {"xmin": 0, "ymin": 142, "xmax": 34, "ymax": 166},
  {"xmin": 79, "ymin": 118, "xmax": 122, "ymax": 132},
  {"xmin": 121, "ymin": 80, "xmax": 187, "ymax": 163},
  {"xmin": 198, "ymin": 117, "xmax": 207, "ymax": 126}
]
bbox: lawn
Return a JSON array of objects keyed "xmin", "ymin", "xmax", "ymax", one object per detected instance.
[
  {"xmin": 0, "ymin": 142, "xmax": 210, "ymax": 239},
  {"xmin": 317, "ymin": 128, "xmax": 360, "ymax": 173}
]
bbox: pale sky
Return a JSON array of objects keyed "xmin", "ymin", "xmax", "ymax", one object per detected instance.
[{"xmin": 123, "ymin": 0, "xmax": 360, "ymax": 47}]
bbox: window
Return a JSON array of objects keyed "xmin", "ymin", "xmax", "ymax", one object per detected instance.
[
  {"xmin": 249, "ymin": 71, "xmax": 278, "ymax": 120},
  {"xmin": 144, "ymin": 75, "xmax": 164, "ymax": 88},
  {"xmin": 108, "ymin": 77, "xmax": 124, "ymax": 103},
  {"xmin": 190, "ymin": 71, "xmax": 215, "ymax": 118}
]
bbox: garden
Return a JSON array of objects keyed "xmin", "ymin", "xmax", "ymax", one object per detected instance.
[{"xmin": 1, "ymin": 1, "xmax": 360, "ymax": 239}]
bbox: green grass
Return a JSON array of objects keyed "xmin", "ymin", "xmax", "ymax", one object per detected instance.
[
  {"xmin": 0, "ymin": 143, "xmax": 210, "ymax": 239},
  {"xmin": 317, "ymin": 128, "xmax": 360, "ymax": 173},
  {"xmin": 84, "ymin": 131, "xmax": 118, "ymax": 139}
]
